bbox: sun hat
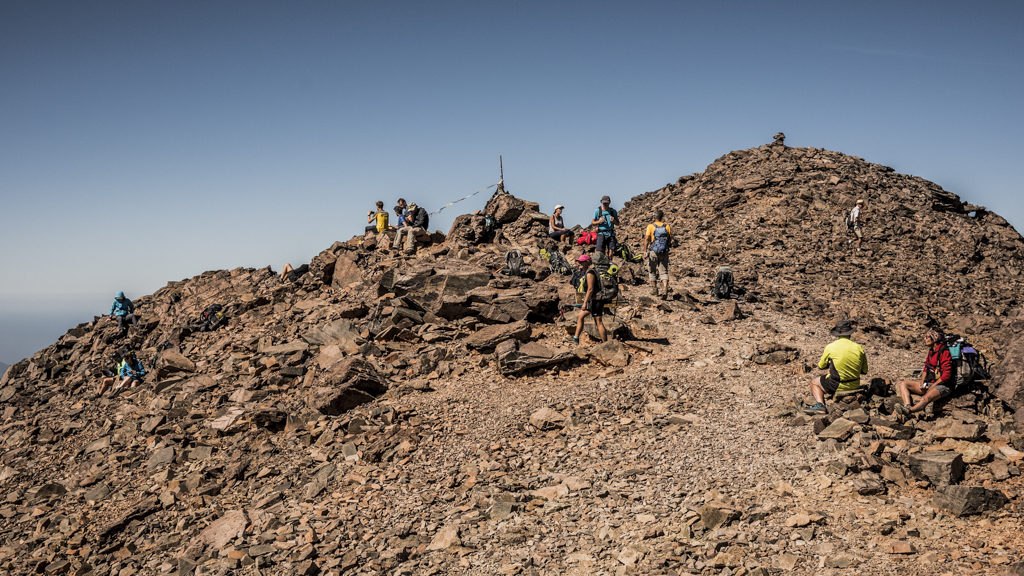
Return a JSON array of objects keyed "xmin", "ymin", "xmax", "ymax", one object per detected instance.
[
  {"xmin": 830, "ymin": 319, "xmax": 855, "ymax": 337},
  {"xmin": 554, "ymin": 204, "xmax": 564, "ymax": 211}
]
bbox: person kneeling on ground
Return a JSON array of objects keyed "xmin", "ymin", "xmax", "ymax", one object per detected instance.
[
  {"xmin": 365, "ymin": 200, "xmax": 389, "ymax": 234},
  {"xmin": 573, "ymin": 254, "xmax": 608, "ymax": 345},
  {"xmin": 393, "ymin": 202, "xmax": 429, "ymax": 253},
  {"xmin": 548, "ymin": 204, "xmax": 573, "ymax": 246},
  {"xmin": 804, "ymin": 319, "xmax": 868, "ymax": 414},
  {"xmin": 895, "ymin": 327, "xmax": 954, "ymax": 418},
  {"xmin": 97, "ymin": 350, "xmax": 146, "ymax": 396},
  {"xmin": 110, "ymin": 291, "xmax": 136, "ymax": 336}
]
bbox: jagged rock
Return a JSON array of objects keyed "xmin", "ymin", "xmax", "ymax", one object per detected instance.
[
  {"xmin": 308, "ymin": 358, "xmax": 388, "ymax": 416},
  {"xmin": 495, "ymin": 340, "xmax": 573, "ymax": 376},
  {"xmin": 589, "ymin": 340, "xmax": 631, "ymax": 367},
  {"xmin": 465, "ymin": 319, "xmax": 531, "ymax": 351},
  {"xmin": 817, "ymin": 418, "xmax": 857, "ymax": 441},
  {"xmin": 932, "ymin": 486, "xmax": 1008, "ymax": 516},
  {"xmin": 908, "ymin": 451, "xmax": 965, "ymax": 486},
  {"xmin": 934, "ymin": 420, "xmax": 985, "ymax": 441},
  {"xmin": 529, "ymin": 407, "xmax": 569, "ymax": 431},
  {"xmin": 156, "ymin": 349, "xmax": 196, "ymax": 377},
  {"xmin": 199, "ymin": 510, "xmax": 248, "ymax": 550}
]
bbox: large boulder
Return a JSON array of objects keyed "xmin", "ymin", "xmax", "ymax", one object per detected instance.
[
  {"xmin": 465, "ymin": 320, "xmax": 531, "ymax": 352},
  {"xmin": 308, "ymin": 358, "xmax": 388, "ymax": 416}
]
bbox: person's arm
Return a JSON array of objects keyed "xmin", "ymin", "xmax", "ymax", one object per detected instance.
[
  {"xmin": 550, "ymin": 214, "xmax": 559, "ymax": 231},
  {"xmin": 817, "ymin": 348, "xmax": 830, "ymax": 370},
  {"xmin": 642, "ymin": 224, "xmax": 652, "ymax": 253},
  {"xmin": 127, "ymin": 299, "xmax": 134, "ymax": 313},
  {"xmin": 110, "ymin": 301, "xmax": 116, "ymax": 316},
  {"xmin": 861, "ymin": 351, "xmax": 868, "ymax": 375},
  {"xmin": 591, "ymin": 208, "xmax": 603, "ymax": 227},
  {"xmin": 413, "ymin": 209, "xmax": 427, "ymax": 228},
  {"xmin": 936, "ymin": 348, "xmax": 954, "ymax": 387}
]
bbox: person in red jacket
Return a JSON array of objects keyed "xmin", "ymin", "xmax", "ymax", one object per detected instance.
[{"xmin": 896, "ymin": 328, "xmax": 955, "ymax": 417}]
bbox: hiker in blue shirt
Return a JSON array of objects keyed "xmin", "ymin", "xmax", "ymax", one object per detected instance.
[
  {"xmin": 109, "ymin": 291, "xmax": 136, "ymax": 336},
  {"xmin": 393, "ymin": 198, "xmax": 409, "ymax": 229},
  {"xmin": 591, "ymin": 195, "xmax": 619, "ymax": 259},
  {"xmin": 96, "ymin": 350, "xmax": 146, "ymax": 396}
]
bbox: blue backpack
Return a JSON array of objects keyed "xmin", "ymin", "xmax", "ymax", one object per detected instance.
[{"xmin": 651, "ymin": 224, "xmax": 669, "ymax": 254}]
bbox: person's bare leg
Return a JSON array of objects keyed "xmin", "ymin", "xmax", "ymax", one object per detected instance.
[
  {"xmin": 896, "ymin": 379, "xmax": 914, "ymax": 406},
  {"xmin": 595, "ymin": 316, "xmax": 607, "ymax": 342},
  {"xmin": 909, "ymin": 387, "xmax": 944, "ymax": 412},
  {"xmin": 574, "ymin": 311, "xmax": 589, "ymax": 341},
  {"xmin": 809, "ymin": 377, "xmax": 826, "ymax": 404}
]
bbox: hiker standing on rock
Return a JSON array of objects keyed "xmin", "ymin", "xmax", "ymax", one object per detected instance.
[
  {"xmin": 847, "ymin": 199, "xmax": 864, "ymax": 251},
  {"xmin": 804, "ymin": 320, "xmax": 868, "ymax": 415},
  {"xmin": 895, "ymin": 328, "xmax": 955, "ymax": 418},
  {"xmin": 592, "ymin": 195, "xmax": 619, "ymax": 259},
  {"xmin": 110, "ymin": 291, "xmax": 136, "ymax": 337},
  {"xmin": 393, "ymin": 202, "xmax": 429, "ymax": 254},
  {"xmin": 573, "ymin": 254, "xmax": 608, "ymax": 345},
  {"xmin": 365, "ymin": 200, "xmax": 389, "ymax": 234},
  {"xmin": 643, "ymin": 209, "xmax": 672, "ymax": 299},
  {"xmin": 548, "ymin": 204, "xmax": 573, "ymax": 247}
]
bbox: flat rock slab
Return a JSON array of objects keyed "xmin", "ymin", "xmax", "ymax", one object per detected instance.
[
  {"xmin": 817, "ymin": 418, "xmax": 857, "ymax": 441},
  {"xmin": 465, "ymin": 320, "xmax": 530, "ymax": 351},
  {"xmin": 932, "ymin": 486, "xmax": 1008, "ymax": 516},
  {"xmin": 309, "ymin": 358, "xmax": 388, "ymax": 416},
  {"xmin": 908, "ymin": 451, "xmax": 964, "ymax": 486},
  {"xmin": 589, "ymin": 340, "xmax": 631, "ymax": 367},
  {"xmin": 200, "ymin": 510, "xmax": 248, "ymax": 551}
]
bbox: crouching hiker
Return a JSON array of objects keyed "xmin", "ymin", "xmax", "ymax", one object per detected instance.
[
  {"xmin": 110, "ymin": 291, "xmax": 136, "ymax": 336},
  {"xmin": 97, "ymin": 350, "xmax": 146, "ymax": 396},
  {"xmin": 804, "ymin": 319, "xmax": 868, "ymax": 415},
  {"xmin": 895, "ymin": 327, "xmax": 954, "ymax": 418},
  {"xmin": 572, "ymin": 254, "xmax": 608, "ymax": 345}
]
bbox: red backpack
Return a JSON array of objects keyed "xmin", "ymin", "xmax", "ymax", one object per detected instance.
[{"xmin": 576, "ymin": 230, "xmax": 597, "ymax": 246}]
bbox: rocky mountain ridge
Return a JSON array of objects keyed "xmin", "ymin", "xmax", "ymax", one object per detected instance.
[{"xmin": 0, "ymin": 140, "xmax": 1022, "ymax": 575}]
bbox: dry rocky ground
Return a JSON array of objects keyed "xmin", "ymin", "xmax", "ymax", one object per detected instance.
[{"xmin": 1, "ymin": 140, "xmax": 1022, "ymax": 575}]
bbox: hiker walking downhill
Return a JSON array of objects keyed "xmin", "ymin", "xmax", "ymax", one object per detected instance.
[
  {"xmin": 393, "ymin": 202, "xmax": 429, "ymax": 253},
  {"xmin": 643, "ymin": 209, "xmax": 672, "ymax": 299},
  {"xmin": 548, "ymin": 204, "xmax": 573, "ymax": 247},
  {"xmin": 573, "ymin": 254, "xmax": 608, "ymax": 345},
  {"xmin": 592, "ymin": 195, "xmax": 619, "ymax": 259},
  {"xmin": 847, "ymin": 199, "xmax": 864, "ymax": 251},
  {"xmin": 110, "ymin": 291, "xmax": 136, "ymax": 337},
  {"xmin": 895, "ymin": 327, "xmax": 955, "ymax": 418},
  {"xmin": 365, "ymin": 200, "xmax": 390, "ymax": 234},
  {"xmin": 804, "ymin": 319, "xmax": 868, "ymax": 414}
]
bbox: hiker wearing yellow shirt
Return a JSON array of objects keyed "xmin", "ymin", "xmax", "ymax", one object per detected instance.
[
  {"xmin": 642, "ymin": 210, "xmax": 672, "ymax": 299},
  {"xmin": 804, "ymin": 319, "xmax": 868, "ymax": 415},
  {"xmin": 365, "ymin": 201, "xmax": 390, "ymax": 234}
]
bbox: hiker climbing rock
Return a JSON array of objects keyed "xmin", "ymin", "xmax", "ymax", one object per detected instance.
[
  {"xmin": 572, "ymin": 254, "xmax": 608, "ymax": 345},
  {"xmin": 591, "ymin": 195, "xmax": 619, "ymax": 259},
  {"xmin": 393, "ymin": 202, "xmax": 429, "ymax": 253},
  {"xmin": 895, "ymin": 327, "xmax": 955, "ymax": 418},
  {"xmin": 804, "ymin": 319, "xmax": 868, "ymax": 415},
  {"xmin": 365, "ymin": 200, "xmax": 389, "ymax": 234},
  {"xmin": 96, "ymin": 350, "xmax": 146, "ymax": 396},
  {"xmin": 847, "ymin": 199, "xmax": 864, "ymax": 251},
  {"xmin": 643, "ymin": 209, "xmax": 672, "ymax": 299},
  {"xmin": 109, "ymin": 291, "xmax": 136, "ymax": 337},
  {"xmin": 548, "ymin": 204, "xmax": 573, "ymax": 247}
]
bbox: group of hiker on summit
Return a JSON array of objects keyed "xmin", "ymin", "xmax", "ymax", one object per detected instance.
[
  {"xmin": 362, "ymin": 197, "xmax": 431, "ymax": 254},
  {"xmin": 806, "ymin": 318, "xmax": 978, "ymax": 420}
]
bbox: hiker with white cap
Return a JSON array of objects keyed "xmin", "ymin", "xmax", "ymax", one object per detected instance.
[
  {"xmin": 109, "ymin": 291, "xmax": 136, "ymax": 337},
  {"xmin": 803, "ymin": 319, "xmax": 868, "ymax": 415},
  {"xmin": 572, "ymin": 254, "xmax": 608, "ymax": 345},
  {"xmin": 548, "ymin": 204, "xmax": 573, "ymax": 246},
  {"xmin": 847, "ymin": 199, "xmax": 864, "ymax": 251}
]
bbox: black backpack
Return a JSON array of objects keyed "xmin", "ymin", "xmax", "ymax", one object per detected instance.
[
  {"xmin": 503, "ymin": 250, "xmax": 525, "ymax": 276},
  {"xmin": 547, "ymin": 250, "xmax": 573, "ymax": 276},
  {"xmin": 199, "ymin": 304, "xmax": 227, "ymax": 331},
  {"xmin": 712, "ymin": 267, "xmax": 733, "ymax": 299},
  {"xmin": 595, "ymin": 268, "xmax": 619, "ymax": 303}
]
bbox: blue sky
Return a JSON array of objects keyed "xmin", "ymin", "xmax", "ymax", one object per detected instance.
[{"xmin": 1, "ymin": 1, "xmax": 1022, "ymax": 363}]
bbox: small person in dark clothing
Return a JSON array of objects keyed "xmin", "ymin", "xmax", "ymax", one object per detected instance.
[
  {"xmin": 572, "ymin": 254, "xmax": 608, "ymax": 345},
  {"xmin": 110, "ymin": 291, "xmax": 136, "ymax": 336}
]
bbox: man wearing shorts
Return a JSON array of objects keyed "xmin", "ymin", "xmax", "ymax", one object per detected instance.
[
  {"xmin": 895, "ymin": 328, "xmax": 955, "ymax": 418},
  {"xmin": 804, "ymin": 319, "xmax": 868, "ymax": 414}
]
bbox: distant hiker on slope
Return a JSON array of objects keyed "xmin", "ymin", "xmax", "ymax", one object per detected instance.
[
  {"xmin": 572, "ymin": 254, "xmax": 608, "ymax": 345},
  {"xmin": 643, "ymin": 209, "xmax": 672, "ymax": 299},
  {"xmin": 548, "ymin": 204, "xmax": 573, "ymax": 247},
  {"xmin": 804, "ymin": 319, "xmax": 868, "ymax": 415},
  {"xmin": 365, "ymin": 200, "xmax": 390, "ymax": 234},
  {"xmin": 393, "ymin": 202, "xmax": 429, "ymax": 254},
  {"xmin": 96, "ymin": 350, "xmax": 146, "ymax": 396},
  {"xmin": 847, "ymin": 199, "xmax": 864, "ymax": 251},
  {"xmin": 592, "ymin": 195, "xmax": 619, "ymax": 260},
  {"xmin": 109, "ymin": 291, "xmax": 136, "ymax": 337},
  {"xmin": 895, "ymin": 327, "xmax": 955, "ymax": 419}
]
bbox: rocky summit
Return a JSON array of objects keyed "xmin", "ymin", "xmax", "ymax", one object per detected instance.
[{"xmin": 1, "ymin": 140, "xmax": 1023, "ymax": 576}]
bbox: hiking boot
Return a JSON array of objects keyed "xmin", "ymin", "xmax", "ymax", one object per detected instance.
[
  {"xmin": 572, "ymin": 336, "xmax": 580, "ymax": 345},
  {"xmin": 802, "ymin": 402, "xmax": 827, "ymax": 415}
]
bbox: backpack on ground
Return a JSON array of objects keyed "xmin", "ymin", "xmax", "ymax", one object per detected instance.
[
  {"xmin": 197, "ymin": 304, "xmax": 227, "ymax": 331},
  {"xmin": 503, "ymin": 249, "xmax": 525, "ymax": 276},
  {"xmin": 576, "ymin": 230, "xmax": 598, "ymax": 246},
  {"xmin": 616, "ymin": 243, "xmax": 644, "ymax": 263},
  {"xmin": 712, "ymin": 266, "xmax": 733, "ymax": 299},
  {"xmin": 651, "ymin": 224, "xmax": 670, "ymax": 254},
  {"xmin": 542, "ymin": 249, "xmax": 573, "ymax": 276},
  {"xmin": 943, "ymin": 334, "xmax": 991, "ymax": 390}
]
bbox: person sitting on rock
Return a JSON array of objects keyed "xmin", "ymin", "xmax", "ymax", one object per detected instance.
[
  {"xmin": 97, "ymin": 350, "xmax": 146, "ymax": 396},
  {"xmin": 643, "ymin": 209, "xmax": 672, "ymax": 299},
  {"xmin": 591, "ymin": 195, "xmax": 619, "ymax": 260},
  {"xmin": 393, "ymin": 198, "xmax": 409, "ymax": 228},
  {"xmin": 573, "ymin": 254, "xmax": 608, "ymax": 345},
  {"xmin": 895, "ymin": 327, "xmax": 955, "ymax": 418},
  {"xmin": 393, "ymin": 202, "xmax": 430, "ymax": 253},
  {"xmin": 804, "ymin": 319, "xmax": 868, "ymax": 415},
  {"xmin": 365, "ymin": 200, "xmax": 390, "ymax": 234},
  {"xmin": 110, "ymin": 291, "xmax": 136, "ymax": 336},
  {"xmin": 548, "ymin": 204, "xmax": 573, "ymax": 246}
]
